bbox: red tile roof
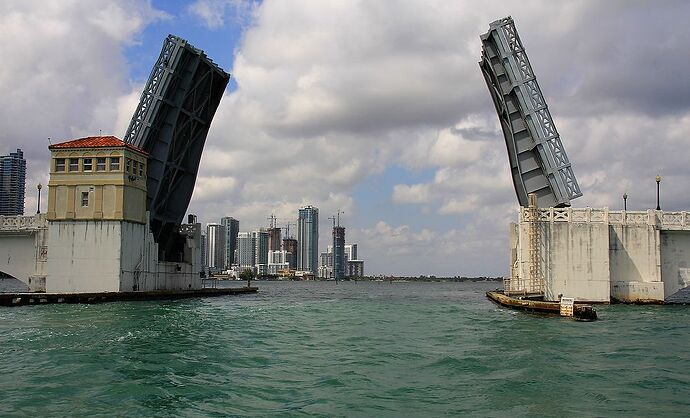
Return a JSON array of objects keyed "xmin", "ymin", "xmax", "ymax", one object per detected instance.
[{"xmin": 49, "ymin": 136, "xmax": 148, "ymax": 155}]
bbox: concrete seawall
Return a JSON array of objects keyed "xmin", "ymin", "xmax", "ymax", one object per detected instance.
[{"xmin": 0, "ymin": 286, "xmax": 258, "ymax": 307}]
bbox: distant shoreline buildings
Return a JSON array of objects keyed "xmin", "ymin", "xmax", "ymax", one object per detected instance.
[{"xmin": 198, "ymin": 205, "xmax": 364, "ymax": 280}]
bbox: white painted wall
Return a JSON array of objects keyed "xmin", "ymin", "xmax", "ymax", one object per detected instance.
[
  {"xmin": 119, "ymin": 220, "xmax": 202, "ymax": 292},
  {"xmin": 609, "ymin": 224, "xmax": 661, "ymax": 283},
  {"xmin": 660, "ymin": 231, "xmax": 690, "ymax": 302},
  {"xmin": 541, "ymin": 221, "xmax": 611, "ymax": 303},
  {"xmin": 0, "ymin": 234, "xmax": 37, "ymax": 283},
  {"xmin": 46, "ymin": 217, "xmax": 202, "ymax": 293},
  {"xmin": 46, "ymin": 221, "xmax": 121, "ymax": 293},
  {"xmin": 0, "ymin": 215, "xmax": 48, "ymax": 287}
]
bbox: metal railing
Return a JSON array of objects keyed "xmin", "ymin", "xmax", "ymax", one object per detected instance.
[{"xmin": 503, "ymin": 276, "xmax": 544, "ymax": 296}]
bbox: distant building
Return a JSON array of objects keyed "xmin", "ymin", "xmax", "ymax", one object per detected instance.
[
  {"xmin": 268, "ymin": 250, "xmax": 290, "ymax": 275},
  {"xmin": 320, "ymin": 243, "xmax": 364, "ymax": 278},
  {"xmin": 235, "ymin": 229, "xmax": 270, "ymax": 274},
  {"xmin": 200, "ymin": 233, "xmax": 207, "ymax": 270},
  {"xmin": 318, "ymin": 250, "xmax": 333, "ymax": 279},
  {"xmin": 283, "ymin": 238, "xmax": 298, "ymax": 269},
  {"xmin": 206, "ymin": 223, "xmax": 226, "ymax": 272},
  {"xmin": 347, "ymin": 260, "xmax": 364, "ymax": 277},
  {"xmin": 268, "ymin": 227, "xmax": 281, "ymax": 252},
  {"xmin": 345, "ymin": 244, "xmax": 357, "ymax": 262},
  {"xmin": 253, "ymin": 229, "xmax": 269, "ymax": 266},
  {"xmin": 0, "ymin": 148, "xmax": 26, "ymax": 215},
  {"xmin": 298, "ymin": 205, "xmax": 319, "ymax": 274},
  {"xmin": 236, "ymin": 232, "xmax": 255, "ymax": 269},
  {"xmin": 332, "ymin": 226, "xmax": 345, "ymax": 280},
  {"xmin": 221, "ymin": 217, "xmax": 239, "ymax": 267}
]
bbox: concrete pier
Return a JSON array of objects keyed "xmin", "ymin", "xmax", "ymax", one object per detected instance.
[
  {"xmin": 509, "ymin": 207, "xmax": 690, "ymax": 303},
  {"xmin": 0, "ymin": 286, "xmax": 257, "ymax": 307}
]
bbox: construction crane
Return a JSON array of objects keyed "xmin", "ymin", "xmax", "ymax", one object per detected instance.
[
  {"xmin": 328, "ymin": 210, "xmax": 344, "ymax": 228},
  {"xmin": 283, "ymin": 222, "xmax": 297, "ymax": 239},
  {"xmin": 267, "ymin": 214, "xmax": 278, "ymax": 229}
]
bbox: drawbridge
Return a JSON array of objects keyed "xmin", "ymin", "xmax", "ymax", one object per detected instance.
[
  {"xmin": 124, "ymin": 35, "xmax": 230, "ymax": 261},
  {"xmin": 480, "ymin": 16, "xmax": 582, "ymax": 208}
]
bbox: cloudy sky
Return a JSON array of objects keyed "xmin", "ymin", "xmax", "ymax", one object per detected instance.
[{"xmin": 2, "ymin": 0, "xmax": 689, "ymax": 276}]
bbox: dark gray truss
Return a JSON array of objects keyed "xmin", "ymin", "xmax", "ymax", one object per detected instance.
[
  {"xmin": 480, "ymin": 17, "xmax": 582, "ymax": 208},
  {"xmin": 124, "ymin": 34, "xmax": 229, "ymax": 261}
]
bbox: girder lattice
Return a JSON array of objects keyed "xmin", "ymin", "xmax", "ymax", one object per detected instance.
[
  {"xmin": 479, "ymin": 17, "xmax": 582, "ymax": 207},
  {"xmin": 124, "ymin": 35, "xmax": 230, "ymax": 261}
]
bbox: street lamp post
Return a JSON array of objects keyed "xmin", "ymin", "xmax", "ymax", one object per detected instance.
[
  {"xmin": 37, "ymin": 183, "xmax": 42, "ymax": 214},
  {"xmin": 623, "ymin": 192, "xmax": 628, "ymax": 211},
  {"xmin": 655, "ymin": 175, "xmax": 661, "ymax": 211}
]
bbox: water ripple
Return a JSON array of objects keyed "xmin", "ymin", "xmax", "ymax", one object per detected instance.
[{"xmin": 1, "ymin": 281, "xmax": 689, "ymax": 417}]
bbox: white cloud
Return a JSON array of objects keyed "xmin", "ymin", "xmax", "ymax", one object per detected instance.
[
  {"xmin": 0, "ymin": 0, "xmax": 166, "ymax": 216},
  {"xmin": 6, "ymin": 0, "xmax": 690, "ymax": 276},
  {"xmin": 187, "ymin": 0, "xmax": 257, "ymax": 30},
  {"xmin": 392, "ymin": 184, "xmax": 431, "ymax": 204},
  {"xmin": 186, "ymin": 0, "xmax": 690, "ymax": 275}
]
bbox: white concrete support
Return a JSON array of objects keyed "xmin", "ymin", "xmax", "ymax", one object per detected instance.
[
  {"xmin": 0, "ymin": 214, "xmax": 48, "ymax": 291},
  {"xmin": 44, "ymin": 213, "xmax": 202, "ymax": 293},
  {"xmin": 510, "ymin": 207, "xmax": 690, "ymax": 303},
  {"xmin": 46, "ymin": 221, "xmax": 122, "ymax": 293},
  {"xmin": 660, "ymin": 231, "xmax": 690, "ymax": 302}
]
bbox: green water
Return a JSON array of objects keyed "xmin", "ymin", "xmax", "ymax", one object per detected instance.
[{"xmin": 1, "ymin": 281, "xmax": 689, "ymax": 417}]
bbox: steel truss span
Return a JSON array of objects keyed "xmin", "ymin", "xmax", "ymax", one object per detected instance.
[
  {"xmin": 124, "ymin": 34, "xmax": 230, "ymax": 261},
  {"xmin": 480, "ymin": 17, "xmax": 582, "ymax": 208}
]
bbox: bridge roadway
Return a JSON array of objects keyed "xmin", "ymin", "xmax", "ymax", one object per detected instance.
[{"xmin": 0, "ymin": 214, "xmax": 47, "ymax": 287}]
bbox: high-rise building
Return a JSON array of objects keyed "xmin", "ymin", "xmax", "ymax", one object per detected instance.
[
  {"xmin": 252, "ymin": 229, "xmax": 269, "ymax": 266},
  {"xmin": 344, "ymin": 244, "xmax": 357, "ymax": 262},
  {"xmin": 322, "ymin": 243, "xmax": 364, "ymax": 278},
  {"xmin": 298, "ymin": 206, "xmax": 319, "ymax": 273},
  {"xmin": 283, "ymin": 238, "xmax": 298, "ymax": 269},
  {"xmin": 332, "ymin": 225, "xmax": 345, "ymax": 280},
  {"xmin": 200, "ymin": 233, "xmax": 207, "ymax": 270},
  {"xmin": 0, "ymin": 148, "xmax": 26, "ymax": 215},
  {"xmin": 221, "ymin": 217, "xmax": 239, "ymax": 267},
  {"xmin": 236, "ymin": 232, "xmax": 255, "ymax": 269},
  {"xmin": 206, "ymin": 223, "xmax": 226, "ymax": 272},
  {"xmin": 318, "ymin": 250, "xmax": 333, "ymax": 279},
  {"xmin": 267, "ymin": 227, "xmax": 281, "ymax": 252}
]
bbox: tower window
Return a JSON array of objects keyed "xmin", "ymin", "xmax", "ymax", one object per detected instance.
[
  {"xmin": 69, "ymin": 158, "xmax": 79, "ymax": 172},
  {"xmin": 109, "ymin": 157, "xmax": 120, "ymax": 171},
  {"xmin": 55, "ymin": 158, "xmax": 65, "ymax": 172},
  {"xmin": 81, "ymin": 191, "xmax": 89, "ymax": 207},
  {"xmin": 96, "ymin": 158, "xmax": 106, "ymax": 171},
  {"xmin": 83, "ymin": 158, "xmax": 93, "ymax": 172}
]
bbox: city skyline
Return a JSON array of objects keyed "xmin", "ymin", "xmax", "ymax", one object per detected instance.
[{"xmin": 2, "ymin": 1, "xmax": 690, "ymax": 276}]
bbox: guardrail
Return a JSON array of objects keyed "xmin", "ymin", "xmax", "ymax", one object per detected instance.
[
  {"xmin": 520, "ymin": 208, "xmax": 690, "ymax": 230},
  {"xmin": 0, "ymin": 214, "xmax": 47, "ymax": 231},
  {"xmin": 503, "ymin": 276, "xmax": 544, "ymax": 296}
]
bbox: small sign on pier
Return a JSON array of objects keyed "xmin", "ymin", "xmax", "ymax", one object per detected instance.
[{"xmin": 560, "ymin": 297, "xmax": 575, "ymax": 317}]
